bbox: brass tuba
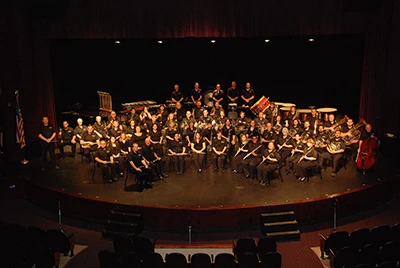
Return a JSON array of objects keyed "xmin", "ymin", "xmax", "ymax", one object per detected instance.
[{"xmin": 343, "ymin": 119, "xmax": 366, "ymax": 145}]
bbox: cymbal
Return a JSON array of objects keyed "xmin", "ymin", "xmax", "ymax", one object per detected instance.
[{"xmin": 61, "ymin": 111, "xmax": 80, "ymax": 116}]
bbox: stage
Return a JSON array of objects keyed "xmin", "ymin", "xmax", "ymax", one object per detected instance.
[{"xmin": 19, "ymin": 152, "xmax": 400, "ymax": 231}]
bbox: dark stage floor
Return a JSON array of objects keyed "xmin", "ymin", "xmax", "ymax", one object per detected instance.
[{"xmin": 17, "ymin": 152, "xmax": 398, "ymax": 208}]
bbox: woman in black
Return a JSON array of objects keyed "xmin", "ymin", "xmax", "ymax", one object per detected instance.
[
  {"xmin": 245, "ymin": 120, "xmax": 259, "ymax": 140},
  {"xmin": 191, "ymin": 132, "xmax": 206, "ymax": 172},
  {"xmin": 131, "ymin": 125, "xmax": 147, "ymax": 149},
  {"xmin": 294, "ymin": 138, "xmax": 319, "ymax": 182},
  {"xmin": 168, "ymin": 133, "xmax": 186, "ymax": 175},
  {"xmin": 231, "ymin": 134, "xmax": 249, "ymax": 174},
  {"xmin": 125, "ymin": 120, "xmax": 136, "ymax": 139},
  {"xmin": 107, "ymin": 136, "xmax": 122, "ymax": 180},
  {"xmin": 257, "ymin": 142, "xmax": 281, "ymax": 185},
  {"xmin": 149, "ymin": 123, "xmax": 163, "ymax": 157},
  {"xmin": 119, "ymin": 132, "xmax": 130, "ymax": 175}
]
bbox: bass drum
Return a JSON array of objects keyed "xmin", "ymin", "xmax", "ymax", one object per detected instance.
[{"xmin": 203, "ymin": 90, "xmax": 214, "ymax": 108}]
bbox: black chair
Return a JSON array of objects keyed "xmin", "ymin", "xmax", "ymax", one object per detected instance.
[
  {"xmin": 319, "ymin": 231, "xmax": 350, "ymax": 259},
  {"xmin": 98, "ymin": 250, "xmax": 119, "ymax": 268},
  {"xmin": 131, "ymin": 236, "xmax": 154, "ymax": 254},
  {"xmin": 141, "ymin": 252, "xmax": 165, "ymax": 268},
  {"xmin": 165, "ymin": 252, "xmax": 188, "ymax": 268},
  {"xmin": 257, "ymin": 237, "xmax": 277, "ymax": 255},
  {"xmin": 120, "ymin": 251, "xmax": 141, "ymax": 268},
  {"xmin": 370, "ymin": 225, "xmax": 391, "ymax": 247},
  {"xmin": 356, "ymin": 244, "xmax": 379, "ymax": 266},
  {"xmin": 259, "ymin": 251, "xmax": 282, "ymax": 268},
  {"xmin": 113, "ymin": 235, "xmax": 134, "ymax": 256},
  {"xmin": 332, "ymin": 245, "xmax": 359, "ymax": 268},
  {"xmin": 376, "ymin": 261, "xmax": 397, "ymax": 268},
  {"xmin": 350, "ymin": 228, "xmax": 370, "ymax": 249},
  {"xmin": 236, "ymin": 252, "xmax": 259, "ymax": 268},
  {"xmin": 234, "ymin": 237, "xmax": 257, "ymax": 256},
  {"xmin": 378, "ymin": 240, "xmax": 400, "ymax": 263},
  {"xmin": 189, "ymin": 252, "xmax": 212, "ymax": 268},
  {"xmin": 214, "ymin": 253, "xmax": 236, "ymax": 268}
]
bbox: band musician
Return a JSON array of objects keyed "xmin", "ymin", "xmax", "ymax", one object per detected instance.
[
  {"xmin": 212, "ymin": 130, "xmax": 227, "ymax": 172},
  {"xmin": 277, "ymin": 127, "xmax": 293, "ymax": 164},
  {"xmin": 319, "ymin": 130, "xmax": 346, "ymax": 177},
  {"xmin": 80, "ymin": 125, "xmax": 101, "ymax": 162},
  {"xmin": 38, "ymin": 116, "xmax": 59, "ymax": 171},
  {"xmin": 73, "ymin": 118, "xmax": 86, "ymax": 146},
  {"xmin": 94, "ymin": 138, "xmax": 117, "ymax": 184},
  {"xmin": 242, "ymin": 134, "xmax": 263, "ymax": 179},
  {"xmin": 191, "ymin": 132, "xmax": 206, "ymax": 173},
  {"xmin": 171, "ymin": 84, "xmax": 184, "ymax": 103},
  {"xmin": 212, "ymin": 84, "xmax": 225, "ymax": 107},
  {"xmin": 191, "ymin": 82, "xmax": 202, "ymax": 104},
  {"xmin": 231, "ymin": 134, "xmax": 249, "ymax": 174},
  {"xmin": 293, "ymin": 138, "xmax": 318, "ymax": 182},
  {"xmin": 168, "ymin": 133, "xmax": 187, "ymax": 175},
  {"xmin": 257, "ymin": 142, "xmax": 281, "ymax": 185},
  {"xmin": 128, "ymin": 143, "xmax": 154, "ymax": 192},
  {"xmin": 284, "ymin": 133, "xmax": 304, "ymax": 175},
  {"xmin": 314, "ymin": 125, "xmax": 329, "ymax": 154},
  {"xmin": 227, "ymin": 81, "xmax": 240, "ymax": 104},
  {"xmin": 142, "ymin": 137, "xmax": 168, "ymax": 181},
  {"xmin": 58, "ymin": 120, "xmax": 76, "ymax": 159},
  {"xmin": 241, "ymin": 82, "xmax": 255, "ymax": 107},
  {"xmin": 260, "ymin": 122, "xmax": 276, "ymax": 145}
]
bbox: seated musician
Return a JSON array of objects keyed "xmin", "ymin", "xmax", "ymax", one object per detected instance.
[
  {"xmin": 284, "ymin": 133, "xmax": 304, "ymax": 175},
  {"xmin": 245, "ymin": 120, "xmax": 259, "ymax": 139},
  {"xmin": 341, "ymin": 117, "xmax": 360, "ymax": 160},
  {"xmin": 128, "ymin": 143, "xmax": 154, "ymax": 191},
  {"xmin": 93, "ymin": 116, "xmax": 107, "ymax": 139},
  {"xmin": 107, "ymin": 136, "xmax": 122, "ymax": 180},
  {"xmin": 58, "ymin": 121, "xmax": 76, "ymax": 159},
  {"xmin": 231, "ymin": 134, "xmax": 249, "ymax": 174},
  {"xmin": 265, "ymin": 102, "xmax": 277, "ymax": 124},
  {"xmin": 255, "ymin": 112, "xmax": 268, "ymax": 133},
  {"xmin": 165, "ymin": 121, "xmax": 179, "ymax": 149},
  {"xmin": 191, "ymin": 132, "xmax": 206, "ymax": 173},
  {"xmin": 212, "ymin": 130, "xmax": 227, "ymax": 172},
  {"xmin": 94, "ymin": 138, "xmax": 116, "ymax": 184},
  {"xmin": 168, "ymin": 133, "xmax": 186, "ymax": 175},
  {"xmin": 171, "ymin": 84, "xmax": 184, "ymax": 103},
  {"xmin": 210, "ymin": 102, "xmax": 224, "ymax": 119},
  {"xmin": 319, "ymin": 130, "xmax": 345, "ymax": 177},
  {"xmin": 277, "ymin": 127, "xmax": 294, "ymax": 164},
  {"xmin": 261, "ymin": 122, "xmax": 277, "ymax": 145},
  {"xmin": 131, "ymin": 125, "xmax": 147, "ymax": 149},
  {"xmin": 183, "ymin": 121, "xmax": 196, "ymax": 148},
  {"xmin": 273, "ymin": 114, "xmax": 284, "ymax": 135},
  {"xmin": 286, "ymin": 105, "xmax": 300, "ymax": 124},
  {"xmin": 174, "ymin": 102, "xmax": 186, "ymax": 123},
  {"xmin": 199, "ymin": 109, "xmax": 213, "ymax": 127},
  {"xmin": 156, "ymin": 104, "xmax": 168, "ymax": 126},
  {"xmin": 106, "ymin": 111, "xmax": 119, "ymax": 131},
  {"xmin": 215, "ymin": 110, "xmax": 228, "ymax": 129},
  {"xmin": 241, "ymin": 82, "xmax": 255, "ymax": 107},
  {"xmin": 202, "ymin": 122, "xmax": 215, "ymax": 152},
  {"xmin": 257, "ymin": 142, "xmax": 281, "ymax": 185},
  {"xmin": 125, "ymin": 120, "xmax": 136, "ymax": 139},
  {"xmin": 314, "ymin": 125, "xmax": 329, "ymax": 154},
  {"xmin": 192, "ymin": 101, "xmax": 205, "ymax": 121},
  {"xmin": 234, "ymin": 110, "xmax": 250, "ymax": 136},
  {"xmin": 80, "ymin": 125, "xmax": 101, "ymax": 162},
  {"xmin": 164, "ymin": 112, "xmax": 178, "ymax": 130},
  {"xmin": 108, "ymin": 120, "xmax": 123, "ymax": 139},
  {"xmin": 242, "ymin": 134, "xmax": 263, "ymax": 179},
  {"xmin": 139, "ymin": 106, "xmax": 152, "ymax": 127},
  {"xmin": 148, "ymin": 114, "xmax": 160, "ymax": 130},
  {"xmin": 181, "ymin": 110, "xmax": 195, "ymax": 130},
  {"xmin": 301, "ymin": 121, "xmax": 314, "ymax": 142},
  {"xmin": 73, "ymin": 118, "xmax": 86, "ymax": 148},
  {"xmin": 212, "ymin": 84, "xmax": 225, "ymax": 107},
  {"xmin": 293, "ymin": 138, "xmax": 318, "ymax": 182},
  {"xmin": 289, "ymin": 118, "xmax": 303, "ymax": 136},
  {"xmin": 128, "ymin": 108, "xmax": 140, "ymax": 126},
  {"xmin": 142, "ymin": 137, "xmax": 168, "ymax": 180},
  {"xmin": 191, "ymin": 82, "xmax": 203, "ymax": 104},
  {"xmin": 307, "ymin": 108, "xmax": 319, "ymax": 133},
  {"xmin": 324, "ymin": 114, "xmax": 337, "ymax": 129},
  {"xmin": 227, "ymin": 81, "xmax": 240, "ymax": 104},
  {"xmin": 357, "ymin": 123, "xmax": 379, "ymax": 169}
]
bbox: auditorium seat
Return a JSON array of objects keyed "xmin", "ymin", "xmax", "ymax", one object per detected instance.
[
  {"xmin": 257, "ymin": 237, "xmax": 277, "ymax": 255},
  {"xmin": 214, "ymin": 253, "xmax": 236, "ymax": 268},
  {"xmin": 349, "ymin": 228, "xmax": 370, "ymax": 249},
  {"xmin": 356, "ymin": 244, "xmax": 379, "ymax": 266},
  {"xmin": 98, "ymin": 250, "xmax": 118, "ymax": 268},
  {"xmin": 378, "ymin": 240, "xmax": 400, "ymax": 264},
  {"xmin": 331, "ymin": 245, "xmax": 359, "ymax": 268},
  {"xmin": 319, "ymin": 231, "xmax": 350, "ymax": 259},
  {"xmin": 189, "ymin": 252, "xmax": 212, "ymax": 268},
  {"xmin": 370, "ymin": 225, "xmax": 391, "ymax": 247},
  {"xmin": 259, "ymin": 251, "xmax": 282, "ymax": 268},
  {"xmin": 233, "ymin": 237, "xmax": 257, "ymax": 256},
  {"xmin": 236, "ymin": 252, "xmax": 259, "ymax": 268},
  {"xmin": 390, "ymin": 222, "xmax": 400, "ymax": 241},
  {"xmin": 141, "ymin": 252, "xmax": 164, "ymax": 268},
  {"xmin": 165, "ymin": 252, "xmax": 187, "ymax": 268},
  {"xmin": 376, "ymin": 261, "xmax": 397, "ymax": 268}
]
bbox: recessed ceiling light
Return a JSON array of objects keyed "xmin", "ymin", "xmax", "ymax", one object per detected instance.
[
  {"xmin": 157, "ymin": 40, "xmax": 163, "ymax": 44},
  {"xmin": 115, "ymin": 40, "xmax": 121, "ymax": 44},
  {"xmin": 210, "ymin": 40, "xmax": 216, "ymax": 43}
]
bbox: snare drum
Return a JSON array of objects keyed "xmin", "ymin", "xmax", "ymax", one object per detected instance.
[
  {"xmin": 228, "ymin": 103, "xmax": 238, "ymax": 111},
  {"xmin": 298, "ymin": 108, "xmax": 312, "ymax": 122},
  {"xmin": 250, "ymin": 96, "xmax": 270, "ymax": 115},
  {"xmin": 317, "ymin": 107, "xmax": 338, "ymax": 121}
]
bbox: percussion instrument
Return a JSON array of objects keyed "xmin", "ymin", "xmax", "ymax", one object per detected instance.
[
  {"xmin": 274, "ymin": 102, "xmax": 295, "ymax": 107},
  {"xmin": 203, "ymin": 90, "xmax": 214, "ymax": 108},
  {"xmin": 279, "ymin": 106, "xmax": 290, "ymax": 118},
  {"xmin": 298, "ymin": 108, "xmax": 312, "ymax": 122},
  {"xmin": 317, "ymin": 107, "xmax": 338, "ymax": 122},
  {"xmin": 122, "ymin": 100, "xmax": 159, "ymax": 110},
  {"xmin": 228, "ymin": 103, "xmax": 238, "ymax": 111},
  {"xmin": 250, "ymin": 96, "xmax": 270, "ymax": 115}
]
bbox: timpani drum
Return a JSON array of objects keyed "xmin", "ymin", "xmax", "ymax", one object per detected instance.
[
  {"xmin": 250, "ymin": 96, "xmax": 270, "ymax": 115},
  {"xmin": 279, "ymin": 106, "xmax": 291, "ymax": 118},
  {"xmin": 317, "ymin": 107, "xmax": 338, "ymax": 122},
  {"xmin": 298, "ymin": 108, "xmax": 312, "ymax": 122}
]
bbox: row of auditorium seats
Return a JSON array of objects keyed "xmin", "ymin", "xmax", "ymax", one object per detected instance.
[
  {"xmin": 0, "ymin": 221, "xmax": 74, "ymax": 268},
  {"xmin": 99, "ymin": 235, "xmax": 282, "ymax": 268},
  {"xmin": 319, "ymin": 223, "xmax": 400, "ymax": 268}
]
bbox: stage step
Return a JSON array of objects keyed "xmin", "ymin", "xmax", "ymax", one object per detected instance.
[
  {"xmin": 260, "ymin": 211, "xmax": 300, "ymax": 241},
  {"xmin": 102, "ymin": 210, "xmax": 143, "ymax": 239}
]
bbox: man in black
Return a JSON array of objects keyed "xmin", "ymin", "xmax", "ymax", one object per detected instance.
[
  {"xmin": 227, "ymin": 81, "xmax": 240, "ymax": 104},
  {"xmin": 192, "ymin": 101, "xmax": 205, "ymax": 121},
  {"xmin": 319, "ymin": 130, "xmax": 346, "ymax": 177},
  {"xmin": 58, "ymin": 121, "xmax": 76, "ymax": 159},
  {"xmin": 191, "ymin": 82, "xmax": 203, "ymax": 104},
  {"xmin": 94, "ymin": 139, "xmax": 117, "ymax": 183},
  {"xmin": 171, "ymin": 84, "xmax": 184, "ymax": 103},
  {"xmin": 128, "ymin": 108, "xmax": 140, "ymax": 126},
  {"xmin": 168, "ymin": 133, "xmax": 186, "ymax": 175},
  {"xmin": 174, "ymin": 102, "xmax": 186, "ymax": 123},
  {"xmin": 242, "ymin": 135, "xmax": 263, "ymax": 179},
  {"xmin": 128, "ymin": 142, "xmax": 153, "ymax": 191},
  {"xmin": 80, "ymin": 125, "xmax": 100, "ymax": 162},
  {"xmin": 277, "ymin": 127, "xmax": 293, "ymax": 165},
  {"xmin": 314, "ymin": 125, "xmax": 329, "ymax": 154},
  {"xmin": 142, "ymin": 137, "xmax": 168, "ymax": 180},
  {"xmin": 38, "ymin": 116, "xmax": 59, "ymax": 171},
  {"xmin": 257, "ymin": 142, "xmax": 281, "ymax": 185},
  {"xmin": 260, "ymin": 122, "xmax": 277, "ymax": 145},
  {"xmin": 212, "ymin": 130, "xmax": 227, "ymax": 172},
  {"xmin": 212, "ymin": 84, "xmax": 225, "ymax": 108},
  {"xmin": 241, "ymin": 82, "xmax": 255, "ymax": 107}
]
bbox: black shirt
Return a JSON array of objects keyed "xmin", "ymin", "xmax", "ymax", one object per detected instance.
[
  {"xmin": 261, "ymin": 149, "xmax": 281, "ymax": 164},
  {"xmin": 277, "ymin": 135, "xmax": 293, "ymax": 151},
  {"xmin": 212, "ymin": 89, "xmax": 224, "ymax": 102},
  {"xmin": 60, "ymin": 127, "xmax": 74, "ymax": 142},
  {"xmin": 227, "ymin": 87, "xmax": 240, "ymax": 102},
  {"xmin": 245, "ymin": 141, "xmax": 263, "ymax": 157},
  {"xmin": 94, "ymin": 146, "xmax": 112, "ymax": 162},
  {"xmin": 108, "ymin": 127, "xmax": 122, "ymax": 138},
  {"xmin": 142, "ymin": 144, "xmax": 157, "ymax": 161},
  {"xmin": 261, "ymin": 129, "xmax": 277, "ymax": 143},
  {"xmin": 193, "ymin": 140, "xmax": 205, "ymax": 151},
  {"xmin": 108, "ymin": 142, "xmax": 121, "ymax": 156},
  {"xmin": 169, "ymin": 139, "xmax": 184, "ymax": 153},
  {"xmin": 81, "ymin": 131, "xmax": 100, "ymax": 143},
  {"xmin": 131, "ymin": 133, "xmax": 146, "ymax": 148},
  {"xmin": 192, "ymin": 88, "xmax": 202, "ymax": 102},
  {"xmin": 128, "ymin": 150, "xmax": 144, "ymax": 167},
  {"xmin": 39, "ymin": 124, "xmax": 56, "ymax": 140},
  {"xmin": 241, "ymin": 88, "xmax": 255, "ymax": 101},
  {"xmin": 149, "ymin": 129, "xmax": 162, "ymax": 143},
  {"xmin": 74, "ymin": 125, "xmax": 87, "ymax": 140},
  {"xmin": 212, "ymin": 137, "xmax": 227, "ymax": 152},
  {"xmin": 171, "ymin": 91, "xmax": 183, "ymax": 102},
  {"xmin": 175, "ymin": 107, "xmax": 186, "ymax": 122}
]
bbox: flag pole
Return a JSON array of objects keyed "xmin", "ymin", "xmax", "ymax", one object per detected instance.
[{"xmin": 15, "ymin": 90, "xmax": 29, "ymax": 165}]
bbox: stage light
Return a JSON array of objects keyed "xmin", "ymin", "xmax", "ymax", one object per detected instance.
[
  {"xmin": 157, "ymin": 40, "xmax": 163, "ymax": 44},
  {"xmin": 210, "ymin": 40, "xmax": 216, "ymax": 43},
  {"xmin": 264, "ymin": 39, "xmax": 270, "ymax": 43},
  {"xmin": 115, "ymin": 40, "xmax": 121, "ymax": 44},
  {"xmin": 308, "ymin": 38, "xmax": 315, "ymax": 42}
]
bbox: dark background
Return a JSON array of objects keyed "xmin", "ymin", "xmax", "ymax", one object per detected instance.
[{"xmin": 49, "ymin": 34, "xmax": 364, "ymax": 124}]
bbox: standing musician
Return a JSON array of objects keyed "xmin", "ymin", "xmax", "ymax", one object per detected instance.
[
  {"xmin": 106, "ymin": 111, "xmax": 119, "ymax": 131},
  {"xmin": 257, "ymin": 142, "xmax": 281, "ymax": 185},
  {"xmin": 142, "ymin": 137, "xmax": 168, "ymax": 181},
  {"xmin": 231, "ymin": 134, "xmax": 249, "ymax": 174},
  {"xmin": 241, "ymin": 82, "xmax": 255, "ymax": 107},
  {"xmin": 149, "ymin": 123, "xmax": 164, "ymax": 157},
  {"xmin": 212, "ymin": 84, "xmax": 225, "ymax": 107},
  {"xmin": 293, "ymin": 138, "xmax": 319, "ymax": 182},
  {"xmin": 108, "ymin": 120, "xmax": 123, "ymax": 139},
  {"xmin": 73, "ymin": 118, "xmax": 86, "ymax": 145},
  {"xmin": 245, "ymin": 120, "xmax": 259, "ymax": 139},
  {"xmin": 128, "ymin": 108, "xmax": 140, "ymax": 126},
  {"xmin": 38, "ymin": 116, "xmax": 59, "ymax": 171},
  {"xmin": 191, "ymin": 82, "xmax": 203, "ymax": 104},
  {"xmin": 80, "ymin": 125, "xmax": 101, "ymax": 162},
  {"xmin": 284, "ymin": 133, "xmax": 305, "ymax": 175},
  {"xmin": 242, "ymin": 134, "xmax": 263, "ymax": 179},
  {"xmin": 58, "ymin": 120, "xmax": 76, "ymax": 159},
  {"xmin": 119, "ymin": 132, "xmax": 131, "ymax": 174},
  {"xmin": 277, "ymin": 127, "xmax": 293, "ymax": 164},
  {"xmin": 94, "ymin": 138, "xmax": 117, "ymax": 184},
  {"xmin": 174, "ymin": 102, "xmax": 186, "ymax": 123},
  {"xmin": 260, "ymin": 122, "xmax": 277, "ymax": 145},
  {"xmin": 212, "ymin": 130, "xmax": 228, "ymax": 172},
  {"xmin": 314, "ymin": 125, "xmax": 329, "ymax": 153},
  {"xmin": 191, "ymin": 132, "xmax": 206, "ymax": 173},
  {"xmin": 168, "ymin": 133, "xmax": 187, "ymax": 175},
  {"xmin": 171, "ymin": 84, "xmax": 184, "ymax": 103},
  {"xmin": 93, "ymin": 116, "xmax": 107, "ymax": 138},
  {"xmin": 227, "ymin": 81, "xmax": 240, "ymax": 104},
  {"xmin": 107, "ymin": 136, "xmax": 121, "ymax": 181},
  {"xmin": 221, "ymin": 119, "xmax": 235, "ymax": 148},
  {"xmin": 307, "ymin": 108, "xmax": 319, "ymax": 133},
  {"xmin": 128, "ymin": 143, "xmax": 154, "ymax": 192},
  {"xmin": 319, "ymin": 130, "xmax": 346, "ymax": 177},
  {"xmin": 192, "ymin": 101, "xmax": 205, "ymax": 121}
]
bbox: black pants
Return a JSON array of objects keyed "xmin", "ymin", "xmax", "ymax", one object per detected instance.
[
  {"xmin": 257, "ymin": 163, "xmax": 279, "ymax": 182},
  {"xmin": 279, "ymin": 149, "xmax": 292, "ymax": 166},
  {"xmin": 149, "ymin": 158, "xmax": 166, "ymax": 177},
  {"xmin": 59, "ymin": 141, "xmax": 76, "ymax": 156},
  {"xmin": 242, "ymin": 156, "xmax": 262, "ymax": 178},
  {"xmin": 319, "ymin": 152, "xmax": 343, "ymax": 173},
  {"xmin": 133, "ymin": 167, "xmax": 153, "ymax": 191},
  {"xmin": 285, "ymin": 153, "xmax": 302, "ymax": 172},
  {"xmin": 172, "ymin": 155, "xmax": 184, "ymax": 173},
  {"xmin": 212, "ymin": 153, "xmax": 226, "ymax": 169},
  {"xmin": 97, "ymin": 163, "xmax": 117, "ymax": 182},
  {"xmin": 40, "ymin": 141, "xmax": 56, "ymax": 168},
  {"xmin": 231, "ymin": 153, "xmax": 246, "ymax": 172},
  {"xmin": 192, "ymin": 153, "xmax": 205, "ymax": 170},
  {"xmin": 294, "ymin": 160, "xmax": 317, "ymax": 177}
]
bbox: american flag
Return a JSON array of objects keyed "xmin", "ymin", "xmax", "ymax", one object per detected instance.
[{"xmin": 15, "ymin": 90, "xmax": 26, "ymax": 149}]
